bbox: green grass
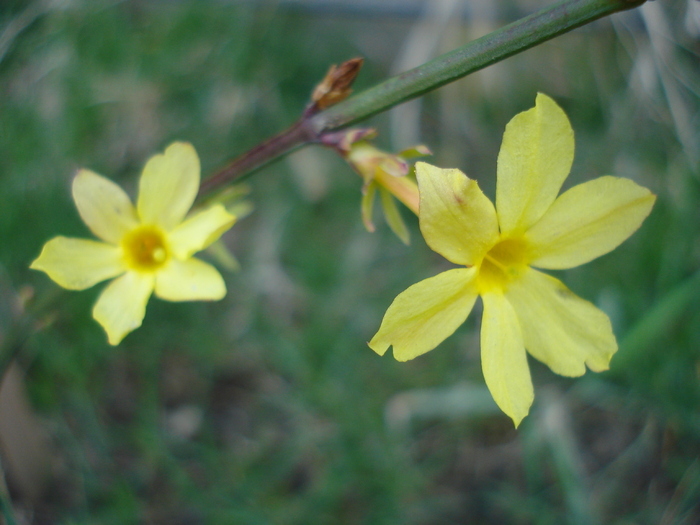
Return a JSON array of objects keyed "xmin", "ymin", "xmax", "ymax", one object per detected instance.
[{"xmin": 1, "ymin": 0, "xmax": 699, "ymax": 523}]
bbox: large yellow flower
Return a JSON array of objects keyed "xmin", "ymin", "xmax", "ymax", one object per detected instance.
[
  {"xmin": 31, "ymin": 142, "xmax": 236, "ymax": 345},
  {"xmin": 369, "ymin": 94, "xmax": 656, "ymax": 426}
]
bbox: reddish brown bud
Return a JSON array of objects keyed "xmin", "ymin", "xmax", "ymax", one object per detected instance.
[{"xmin": 311, "ymin": 58, "xmax": 364, "ymax": 110}]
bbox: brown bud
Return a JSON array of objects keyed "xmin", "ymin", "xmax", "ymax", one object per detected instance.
[{"xmin": 311, "ymin": 57, "xmax": 364, "ymax": 110}]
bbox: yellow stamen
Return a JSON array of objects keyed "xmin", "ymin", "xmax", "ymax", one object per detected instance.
[
  {"xmin": 121, "ymin": 225, "xmax": 170, "ymax": 271},
  {"xmin": 477, "ymin": 237, "xmax": 529, "ymax": 293}
]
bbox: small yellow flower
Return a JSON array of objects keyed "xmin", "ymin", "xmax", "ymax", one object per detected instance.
[
  {"xmin": 346, "ymin": 140, "xmax": 429, "ymax": 244},
  {"xmin": 369, "ymin": 94, "xmax": 656, "ymax": 427},
  {"xmin": 31, "ymin": 142, "xmax": 236, "ymax": 345}
]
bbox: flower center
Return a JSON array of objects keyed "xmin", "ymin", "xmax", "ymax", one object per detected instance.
[
  {"xmin": 477, "ymin": 237, "xmax": 530, "ymax": 294},
  {"xmin": 121, "ymin": 225, "xmax": 169, "ymax": 272}
]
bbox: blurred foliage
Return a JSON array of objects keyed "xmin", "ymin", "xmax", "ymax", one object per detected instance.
[{"xmin": 0, "ymin": 0, "xmax": 699, "ymax": 523}]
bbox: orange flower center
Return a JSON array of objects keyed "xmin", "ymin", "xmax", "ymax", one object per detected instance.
[
  {"xmin": 476, "ymin": 237, "xmax": 529, "ymax": 294},
  {"xmin": 121, "ymin": 225, "xmax": 169, "ymax": 272}
]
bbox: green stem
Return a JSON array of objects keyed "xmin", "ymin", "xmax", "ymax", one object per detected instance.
[
  {"xmin": 310, "ymin": 0, "xmax": 646, "ymax": 132},
  {"xmin": 200, "ymin": 0, "xmax": 646, "ymax": 196}
]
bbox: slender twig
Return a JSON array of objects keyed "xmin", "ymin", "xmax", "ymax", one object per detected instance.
[
  {"xmin": 199, "ymin": 0, "xmax": 647, "ymax": 197},
  {"xmin": 310, "ymin": 0, "xmax": 646, "ymax": 132},
  {"xmin": 197, "ymin": 120, "xmax": 316, "ymax": 198}
]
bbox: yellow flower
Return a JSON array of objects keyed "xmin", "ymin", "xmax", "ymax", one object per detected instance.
[
  {"xmin": 346, "ymin": 140, "xmax": 429, "ymax": 245},
  {"xmin": 31, "ymin": 142, "xmax": 236, "ymax": 345},
  {"xmin": 369, "ymin": 94, "xmax": 656, "ymax": 427}
]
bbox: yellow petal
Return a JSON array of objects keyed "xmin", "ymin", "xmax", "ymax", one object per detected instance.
[
  {"xmin": 93, "ymin": 271, "xmax": 154, "ymax": 345},
  {"xmin": 506, "ymin": 268, "xmax": 616, "ymax": 376},
  {"xmin": 416, "ymin": 162, "xmax": 499, "ymax": 266},
  {"xmin": 526, "ymin": 176, "xmax": 656, "ymax": 269},
  {"xmin": 72, "ymin": 169, "xmax": 139, "ymax": 244},
  {"xmin": 137, "ymin": 142, "xmax": 200, "ymax": 230},
  {"xmin": 168, "ymin": 205, "xmax": 236, "ymax": 259},
  {"xmin": 154, "ymin": 258, "xmax": 226, "ymax": 301},
  {"xmin": 30, "ymin": 237, "xmax": 125, "ymax": 290},
  {"xmin": 496, "ymin": 93, "xmax": 574, "ymax": 236},
  {"xmin": 480, "ymin": 292, "xmax": 533, "ymax": 427},
  {"xmin": 369, "ymin": 268, "xmax": 478, "ymax": 362},
  {"xmin": 380, "ymin": 188, "xmax": 410, "ymax": 245}
]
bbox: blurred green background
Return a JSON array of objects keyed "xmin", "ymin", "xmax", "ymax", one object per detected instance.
[{"xmin": 1, "ymin": 0, "xmax": 699, "ymax": 523}]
